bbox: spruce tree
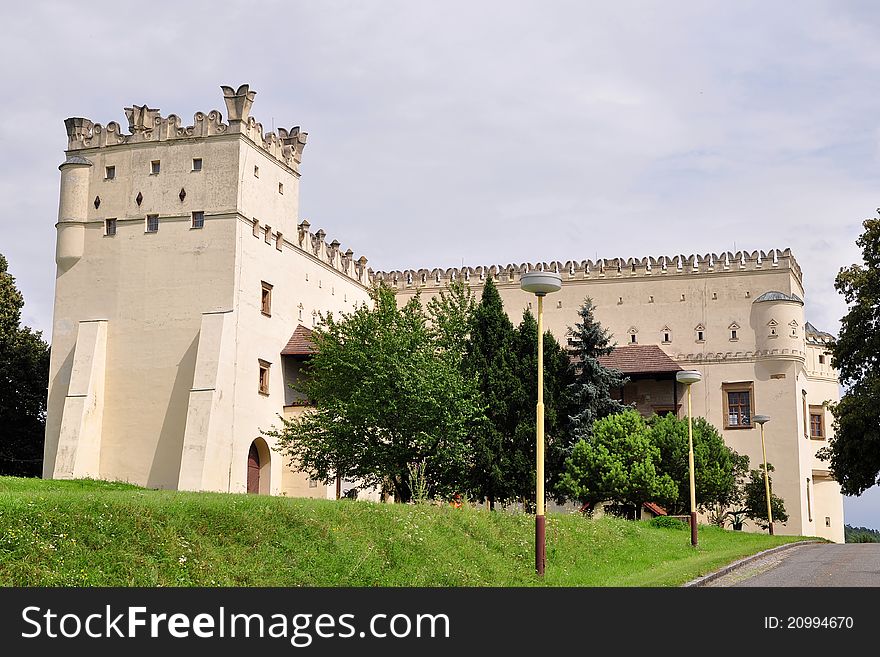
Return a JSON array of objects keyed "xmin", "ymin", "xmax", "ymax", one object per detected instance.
[
  {"xmin": 466, "ymin": 277, "xmax": 527, "ymax": 508},
  {"xmin": 514, "ymin": 309, "xmax": 576, "ymax": 505},
  {"xmin": 566, "ymin": 298, "xmax": 628, "ymax": 439}
]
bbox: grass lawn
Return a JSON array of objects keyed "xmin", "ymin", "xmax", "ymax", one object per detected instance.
[{"xmin": 0, "ymin": 477, "xmax": 811, "ymax": 587}]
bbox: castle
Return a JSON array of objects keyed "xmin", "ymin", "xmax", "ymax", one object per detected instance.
[{"xmin": 45, "ymin": 85, "xmax": 844, "ymax": 543}]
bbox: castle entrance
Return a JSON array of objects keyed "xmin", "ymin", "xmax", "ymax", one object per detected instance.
[{"xmin": 246, "ymin": 438, "xmax": 271, "ymax": 494}]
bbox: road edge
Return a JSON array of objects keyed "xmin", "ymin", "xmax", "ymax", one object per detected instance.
[{"xmin": 681, "ymin": 540, "xmax": 824, "ymax": 587}]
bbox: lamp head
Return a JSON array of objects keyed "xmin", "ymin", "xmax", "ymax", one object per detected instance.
[
  {"xmin": 675, "ymin": 370, "xmax": 702, "ymax": 385},
  {"xmin": 753, "ymin": 414, "xmax": 770, "ymax": 425},
  {"xmin": 520, "ymin": 271, "xmax": 562, "ymax": 296}
]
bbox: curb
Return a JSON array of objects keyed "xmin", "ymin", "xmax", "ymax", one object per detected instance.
[{"xmin": 681, "ymin": 540, "xmax": 822, "ymax": 587}]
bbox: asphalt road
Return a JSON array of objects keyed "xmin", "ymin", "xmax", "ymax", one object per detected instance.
[{"xmin": 706, "ymin": 543, "xmax": 880, "ymax": 587}]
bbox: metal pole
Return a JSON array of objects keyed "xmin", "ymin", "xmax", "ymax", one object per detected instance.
[
  {"xmin": 687, "ymin": 383, "xmax": 697, "ymax": 547},
  {"xmin": 536, "ymin": 294, "xmax": 546, "ymax": 576},
  {"xmin": 761, "ymin": 424, "xmax": 774, "ymax": 535}
]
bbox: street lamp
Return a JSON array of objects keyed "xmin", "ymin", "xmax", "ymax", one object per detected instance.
[
  {"xmin": 675, "ymin": 369, "xmax": 702, "ymax": 547},
  {"xmin": 753, "ymin": 414, "xmax": 773, "ymax": 535},
  {"xmin": 520, "ymin": 270, "xmax": 562, "ymax": 576}
]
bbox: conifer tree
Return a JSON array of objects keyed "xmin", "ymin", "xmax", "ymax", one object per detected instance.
[
  {"xmin": 465, "ymin": 277, "xmax": 527, "ymax": 508},
  {"xmin": 566, "ymin": 298, "xmax": 628, "ymax": 439},
  {"xmin": 514, "ymin": 309, "xmax": 576, "ymax": 505}
]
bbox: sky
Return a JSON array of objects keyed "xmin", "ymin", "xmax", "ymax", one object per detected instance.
[{"xmin": 2, "ymin": 0, "xmax": 879, "ymax": 528}]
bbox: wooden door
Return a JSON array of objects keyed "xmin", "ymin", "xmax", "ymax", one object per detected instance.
[{"xmin": 247, "ymin": 443, "xmax": 260, "ymax": 494}]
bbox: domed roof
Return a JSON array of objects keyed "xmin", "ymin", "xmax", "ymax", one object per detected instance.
[{"xmin": 753, "ymin": 290, "xmax": 804, "ymax": 305}]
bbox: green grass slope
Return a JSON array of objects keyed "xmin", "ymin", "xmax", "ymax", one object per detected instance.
[{"xmin": 0, "ymin": 477, "xmax": 809, "ymax": 587}]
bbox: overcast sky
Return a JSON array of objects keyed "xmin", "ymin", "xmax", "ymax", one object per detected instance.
[{"xmin": 2, "ymin": 1, "xmax": 879, "ymax": 528}]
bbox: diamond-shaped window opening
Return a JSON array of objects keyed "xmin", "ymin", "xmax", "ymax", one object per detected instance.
[
  {"xmin": 179, "ymin": 187, "xmax": 186, "ymax": 202},
  {"xmin": 94, "ymin": 195, "xmax": 101, "ymax": 209},
  {"xmin": 135, "ymin": 191, "xmax": 143, "ymax": 206}
]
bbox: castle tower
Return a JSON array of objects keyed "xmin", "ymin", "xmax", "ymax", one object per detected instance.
[{"xmin": 45, "ymin": 85, "xmax": 372, "ymax": 495}]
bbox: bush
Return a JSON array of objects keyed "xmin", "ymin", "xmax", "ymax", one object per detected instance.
[{"xmin": 650, "ymin": 516, "xmax": 687, "ymax": 530}]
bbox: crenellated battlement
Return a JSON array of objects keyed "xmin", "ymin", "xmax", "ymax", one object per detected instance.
[
  {"xmin": 293, "ymin": 219, "xmax": 371, "ymax": 287},
  {"xmin": 373, "ymin": 248, "xmax": 803, "ymax": 290},
  {"xmin": 63, "ymin": 84, "xmax": 307, "ymax": 171}
]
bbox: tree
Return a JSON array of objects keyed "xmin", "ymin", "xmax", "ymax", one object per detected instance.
[
  {"xmin": 566, "ymin": 298, "xmax": 628, "ymax": 440},
  {"xmin": 556, "ymin": 409, "xmax": 677, "ymax": 517},
  {"xmin": 740, "ymin": 463, "xmax": 788, "ymax": 530},
  {"xmin": 648, "ymin": 413, "xmax": 748, "ymax": 516},
  {"xmin": 465, "ymin": 277, "xmax": 528, "ymax": 508},
  {"xmin": 818, "ymin": 214, "xmax": 880, "ymax": 495},
  {"xmin": 426, "ymin": 278, "xmax": 475, "ymax": 365},
  {"xmin": 0, "ymin": 254, "xmax": 50, "ymax": 477},
  {"xmin": 514, "ymin": 309, "xmax": 576, "ymax": 505},
  {"xmin": 266, "ymin": 283, "xmax": 482, "ymax": 502}
]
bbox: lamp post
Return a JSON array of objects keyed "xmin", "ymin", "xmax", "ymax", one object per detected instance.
[
  {"xmin": 675, "ymin": 370, "xmax": 702, "ymax": 547},
  {"xmin": 753, "ymin": 414, "xmax": 773, "ymax": 535},
  {"xmin": 520, "ymin": 270, "xmax": 562, "ymax": 576}
]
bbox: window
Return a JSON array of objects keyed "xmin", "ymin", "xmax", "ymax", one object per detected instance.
[
  {"xmin": 105, "ymin": 166, "xmax": 115, "ymax": 180},
  {"xmin": 258, "ymin": 360, "xmax": 270, "ymax": 395},
  {"xmin": 104, "ymin": 218, "xmax": 117, "ymax": 236},
  {"xmin": 810, "ymin": 406, "xmax": 825, "ymax": 439},
  {"xmin": 630, "ymin": 334, "xmax": 637, "ymax": 344},
  {"xmin": 254, "ymin": 165, "xmax": 260, "ymax": 178},
  {"xmin": 191, "ymin": 211, "xmax": 204, "ymax": 229},
  {"xmin": 730, "ymin": 329, "xmax": 737, "ymax": 340},
  {"xmin": 278, "ymin": 182, "xmax": 284, "ymax": 194},
  {"xmin": 819, "ymin": 354, "xmax": 825, "ymax": 365},
  {"xmin": 697, "ymin": 331, "xmax": 704, "ymax": 342},
  {"xmin": 150, "ymin": 160, "xmax": 160, "ymax": 175},
  {"xmin": 663, "ymin": 332, "xmax": 670, "ymax": 342},
  {"xmin": 261, "ymin": 281, "xmax": 273, "ymax": 316},
  {"xmin": 825, "ymin": 517, "xmax": 831, "ymax": 528},
  {"xmin": 192, "ymin": 158, "xmax": 202, "ymax": 171},
  {"xmin": 722, "ymin": 382, "xmax": 753, "ymax": 429},
  {"xmin": 146, "ymin": 214, "xmax": 159, "ymax": 233}
]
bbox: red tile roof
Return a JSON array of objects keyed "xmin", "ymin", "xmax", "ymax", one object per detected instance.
[
  {"xmin": 643, "ymin": 502, "xmax": 667, "ymax": 516},
  {"xmin": 597, "ymin": 344, "xmax": 682, "ymax": 374},
  {"xmin": 281, "ymin": 324, "xmax": 316, "ymax": 356}
]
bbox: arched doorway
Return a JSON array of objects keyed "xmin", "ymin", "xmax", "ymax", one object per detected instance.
[{"xmin": 246, "ymin": 438, "xmax": 271, "ymax": 494}]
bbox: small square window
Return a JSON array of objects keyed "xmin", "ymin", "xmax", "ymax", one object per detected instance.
[
  {"xmin": 105, "ymin": 166, "xmax": 116, "ymax": 180},
  {"xmin": 191, "ymin": 211, "xmax": 205, "ymax": 229},
  {"xmin": 258, "ymin": 360, "xmax": 270, "ymax": 395},
  {"xmin": 261, "ymin": 281, "xmax": 273, "ymax": 316},
  {"xmin": 105, "ymin": 218, "xmax": 117, "ymax": 236},
  {"xmin": 278, "ymin": 182, "xmax": 284, "ymax": 194},
  {"xmin": 192, "ymin": 158, "xmax": 202, "ymax": 172},
  {"xmin": 150, "ymin": 160, "xmax": 160, "ymax": 175},
  {"xmin": 254, "ymin": 165, "xmax": 260, "ymax": 178},
  {"xmin": 818, "ymin": 354, "xmax": 825, "ymax": 364},
  {"xmin": 146, "ymin": 214, "xmax": 159, "ymax": 233}
]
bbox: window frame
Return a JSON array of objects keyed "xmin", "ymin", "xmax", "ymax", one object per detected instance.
[
  {"xmin": 105, "ymin": 166, "xmax": 116, "ymax": 180},
  {"xmin": 260, "ymin": 281, "xmax": 273, "ymax": 317},
  {"xmin": 809, "ymin": 405, "xmax": 826, "ymax": 440},
  {"xmin": 150, "ymin": 160, "xmax": 161, "ymax": 175},
  {"xmin": 145, "ymin": 214, "xmax": 159, "ymax": 233},
  {"xmin": 258, "ymin": 359, "xmax": 271, "ymax": 395},
  {"xmin": 104, "ymin": 218, "xmax": 117, "ymax": 236},
  {"xmin": 722, "ymin": 382, "xmax": 754, "ymax": 430},
  {"xmin": 192, "ymin": 158, "xmax": 203, "ymax": 172},
  {"xmin": 191, "ymin": 211, "xmax": 205, "ymax": 229}
]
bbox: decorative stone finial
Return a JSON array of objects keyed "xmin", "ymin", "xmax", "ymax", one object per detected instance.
[
  {"xmin": 64, "ymin": 117, "xmax": 93, "ymax": 141},
  {"xmin": 221, "ymin": 84, "xmax": 256, "ymax": 123},
  {"xmin": 124, "ymin": 105, "xmax": 161, "ymax": 133}
]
